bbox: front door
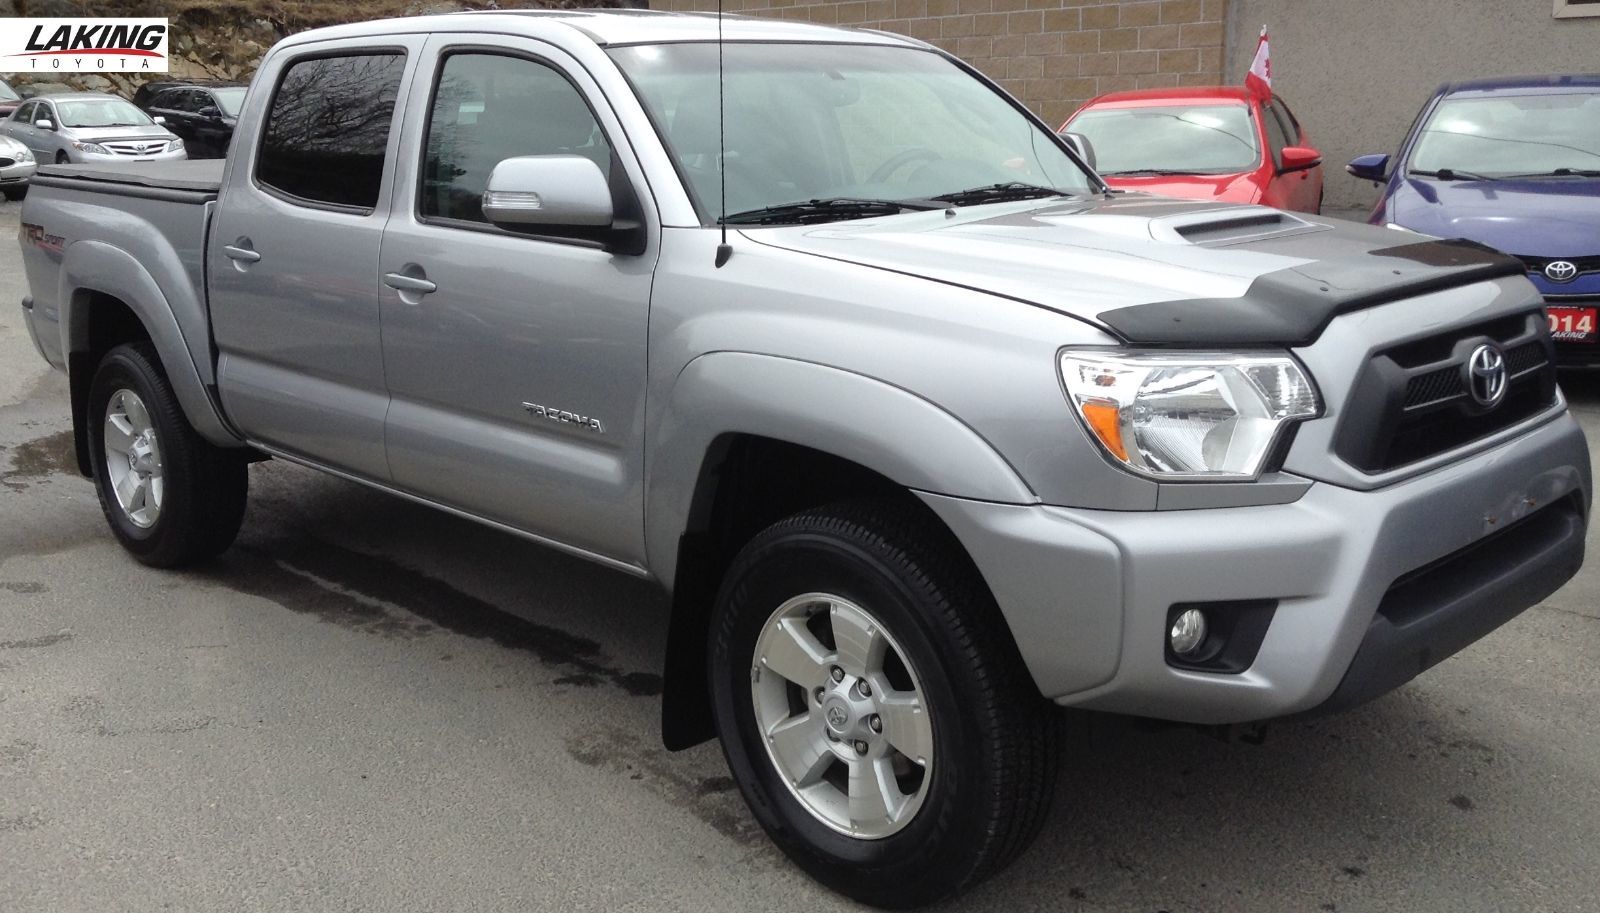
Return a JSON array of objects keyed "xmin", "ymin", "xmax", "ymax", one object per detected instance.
[
  {"xmin": 378, "ymin": 36, "xmax": 658, "ymax": 566},
  {"xmin": 209, "ymin": 39, "xmax": 424, "ymax": 479}
]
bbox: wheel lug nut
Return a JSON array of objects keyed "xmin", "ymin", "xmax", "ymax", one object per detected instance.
[
  {"xmin": 813, "ymin": 687, "xmax": 825, "ymax": 704},
  {"xmin": 869, "ymin": 714, "xmax": 882, "ymax": 733},
  {"xmin": 854, "ymin": 740, "xmax": 869, "ymax": 755},
  {"xmin": 857, "ymin": 680, "xmax": 871, "ymax": 697},
  {"xmin": 829, "ymin": 666, "xmax": 844, "ymax": 683}
]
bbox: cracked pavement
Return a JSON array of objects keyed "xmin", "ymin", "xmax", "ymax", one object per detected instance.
[{"xmin": 2, "ymin": 195, "xmax": 1599, "ymax": 912}]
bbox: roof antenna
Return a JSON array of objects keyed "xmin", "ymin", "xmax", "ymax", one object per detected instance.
[{"xmin": 713, "ymin": 0, "xmax": 733, "ymax": 268}]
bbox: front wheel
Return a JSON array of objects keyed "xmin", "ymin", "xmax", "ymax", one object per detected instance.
[
  {"xmin": 710, "ymin": 501, "xmax": 1060, "ymax": 908},
  {"xmin": 87, "ymin": 342, "xmax": 248, "ymax": 567},
  {"xmin": 55, "ymin": 151, "xmax": 69, "ymax": 165}
]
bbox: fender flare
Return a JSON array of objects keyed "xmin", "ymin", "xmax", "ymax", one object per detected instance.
[
  {"xmin": 645, "ymin": 352, "xmax": 1037, "ymax": 584},
  {"xmin": 59, "ymin": 240, "xmax": 241, "ymax": 469}
]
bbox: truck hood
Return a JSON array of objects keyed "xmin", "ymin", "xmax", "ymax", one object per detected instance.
[{"xmin": 746, "ymin": 194, "xmax": 1527, "ymax": 345}]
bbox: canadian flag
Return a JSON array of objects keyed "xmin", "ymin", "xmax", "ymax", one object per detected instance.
[{"xmin": 1245, "ymin": 26, "xmax": 1271, "ymax": 98}]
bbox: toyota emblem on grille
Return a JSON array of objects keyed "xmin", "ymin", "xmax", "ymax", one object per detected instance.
[
  {"xmin": 1467, "ymin": 343, "xmax": 1508, "ymax": 408},
  {"xmin": 1544, "ymin": 260, "xmax": 1579, "ymax": 284}
]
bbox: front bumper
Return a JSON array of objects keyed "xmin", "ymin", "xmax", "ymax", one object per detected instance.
[
  {"xmin": 920, "ymin": 410, "xmax": 1590, "ymax": 725},
  {"xmin": 0, "ymin": 159, "xmax": 36, "ymax": 187}
]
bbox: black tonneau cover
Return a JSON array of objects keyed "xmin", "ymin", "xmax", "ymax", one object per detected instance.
[
  {"xmin": 32, "ymin": 159, "xmax": 224, "ymax": 199},
  {"xmin": 1096, "ymin": 239, "xmax": 1528, "ymax": 347}
]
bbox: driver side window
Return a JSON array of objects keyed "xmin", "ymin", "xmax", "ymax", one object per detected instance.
[{"xmin": 421, "ymin": 51, "xmax": 612, "ymax": 225}]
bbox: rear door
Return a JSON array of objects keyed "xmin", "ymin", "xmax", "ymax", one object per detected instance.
[
  {"xmin": 209, "ymin": 38, "xmax": 424, "ymax": 479},
  {"xmin": 376, "ymin": 34, "xmax": 658, "ymax": 565}
]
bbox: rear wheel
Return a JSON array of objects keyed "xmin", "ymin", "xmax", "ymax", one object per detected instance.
[
  {"xmin": 710, "ymin": 501, "xmax": 1060, "ymax": 908},
  {"xmin": 87, "ymin": 342, "xmax": 248, "ymax": 567}
]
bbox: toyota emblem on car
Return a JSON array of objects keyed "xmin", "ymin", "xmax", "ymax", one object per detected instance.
[
  {"xmin": 1467, "ymin": 343, "xmax": 1509, "ymax": 408},
  {"xmin": 1544, "ymin": 260, "xmax": 1579, "ymax": 284}
]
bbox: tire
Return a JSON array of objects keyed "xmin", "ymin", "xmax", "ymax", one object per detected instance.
[
  {"xmin": 86, "ymin": 342, "xmax": 248, "ymax": 567},
  {"xmin": 55, "ymin": 151, "xmax": 69, "ymax": 165},
  {"xmin": 710, "ymin": 500, "xmax": 1060, "ymax": 908},
  {"xmin": 1, "ymin": 185, "xmax": 23, "ymax": 201}
]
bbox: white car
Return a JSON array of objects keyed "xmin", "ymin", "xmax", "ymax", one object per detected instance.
[{"xmin": 0, "ymin": 133, "xmax": 36, "ymax": 199}]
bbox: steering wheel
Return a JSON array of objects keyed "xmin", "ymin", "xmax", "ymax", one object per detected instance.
[{"xmin": 867, "ymin": 147, "xmax": 943, "ymax": 184}]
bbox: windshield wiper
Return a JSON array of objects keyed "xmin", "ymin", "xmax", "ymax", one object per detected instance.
[
  {"xmin": 1099, "ymin": 168, "xmax": 1209, "ymax": 177},
  {"xmin": 1499, "ymin": 167, "xmax": 1600, "ymax": 179},
  {"xmin": 928, "ymin": 182, "xmax": 1071, "ymax": 206},
  {"xmin": 1410, "ymin": 168, "xmax": 1497, "ymax": 181},
  {"xmin": 721, "ymin": 197, "xmax": 941, "ymax": 226}
]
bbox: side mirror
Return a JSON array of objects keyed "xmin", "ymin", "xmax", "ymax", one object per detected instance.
[
  {"xmin": 483, "ymin": 155, "xmax": 613, "ymax": 229},
  {"xmin": 153, "ymin": 115, "xmax": 166, "ymax": 125},
  {"xmin": 1346, "ymin": 153, "xmax": 1391, "ymax": 183},
  {"xmin": 34, "ymin": 118, "xmax": 54, "ymax": 131},
  {"xmin": 1059, "ymin": 130, "xmax": 1097, "ymax": 171},
  {"xmin": 1279, "ymin": 145, "xmax": 1322, "ymax": 172},
  {"xmin": 198, "ymin": 106, "xmax": 221, "ymax": 119}
]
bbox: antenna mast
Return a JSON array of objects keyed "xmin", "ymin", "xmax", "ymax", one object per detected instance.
[{"xmin": 714, "ymin": 0, "xmax": 733, "ymax": 268}]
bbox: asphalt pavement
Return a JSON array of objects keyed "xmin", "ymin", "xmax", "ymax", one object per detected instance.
[{"xmin": 3, "ymin": 193, "xmax": 1599, "ymax": 913}]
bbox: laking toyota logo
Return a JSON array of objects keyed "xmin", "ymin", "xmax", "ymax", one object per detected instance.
[{"xmin": 0, "ymin": 18, "xmax": 169, "ymax": 73}]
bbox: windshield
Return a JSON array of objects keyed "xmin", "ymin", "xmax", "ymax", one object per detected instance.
[
  {"xmin": 609, "ymin": 42, "xmax": 1095, "ymax": 223},
  {"xmin": 0, "ymin": 80, "xmax": 18, "ymax": 102},
  {"xmin": 1066, "ymin": 103, "xmax": 1259, "ymax": 174},
  {"xmin": 1410, "ymin": 92, "xmax": 1600, "ymax": 177},
  {"xmin": 57, "ymin": 98, "xmax": 154, "ymax": 128},
  {"xmin": 213, "ymin": 87, "xmax": 246, "ymax": 117}
]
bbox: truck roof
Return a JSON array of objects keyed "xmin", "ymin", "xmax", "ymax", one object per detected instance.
[{"xmin": 278, "ymin": 9, "xmax": 925, "ymax": 50}]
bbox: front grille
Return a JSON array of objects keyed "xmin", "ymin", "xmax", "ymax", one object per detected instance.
[
  {"xmin": 1335, "ymin": 311, "xmax": 1558, "ymax": 473},
  {"xmin": 0, "ymin": 156, "xmax": 13, "ymax": 168},
  {"xmin": 1518, "ymin": 254, "xmax": 1600, "ymax": 281},
  {"xmin": 101, "ymin": 140, "xmax": 169, "ymax": 156}
]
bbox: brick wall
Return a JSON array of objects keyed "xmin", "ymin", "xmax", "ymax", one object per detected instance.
[{"xmin": 651, "ymin": 0, "xmax": 1229, "ymax": 126}]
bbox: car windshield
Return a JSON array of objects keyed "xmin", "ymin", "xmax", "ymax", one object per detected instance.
[
  {"xmin": 0, "ymin": 80, "xmax": 18, "ymax": 102},
  {"xmin": 609, "ymin": 42, "xmax": 1095, "ymax": 223},
  {"xmin": 213, "ymin": 87, "xmax": 246, "ymax": 117},
  {"xmin": 57, "ymin": 98, "xmax": 154, "ymax": 128},
  {"xmin": 1410, "ymin": 91, "xmax": 1600, "ymax": 178},
  {"xmin": 1066, "ymin": 103, "xmax": 1259, "ymax": 174}
]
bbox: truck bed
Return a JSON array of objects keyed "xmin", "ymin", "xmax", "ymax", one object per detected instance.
[{"xmin": 32, "ymin": 159, "xmax": 224, "ymax": 198}]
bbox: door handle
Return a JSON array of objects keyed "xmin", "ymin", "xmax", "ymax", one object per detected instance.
[
  {"xmin": 222, "ymin": 243, "xmax": 260, "ymax": 263},
  {"xmin": 383, "ymin": 272, "xmax": 437, "ymax": 295}
]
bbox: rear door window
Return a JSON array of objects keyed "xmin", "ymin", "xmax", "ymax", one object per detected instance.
[{"xmin": 256, "ymin": 52, "xmax": 405, "ymax": 211}]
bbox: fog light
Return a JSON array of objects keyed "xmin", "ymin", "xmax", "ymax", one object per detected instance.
[{"xmin": 1169, "ymin": 609, "xmax": 1208, "ymax": 656}]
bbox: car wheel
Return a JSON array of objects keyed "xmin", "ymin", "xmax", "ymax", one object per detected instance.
[
  {"xmin": 710, "ymin": 500, "xmax": 1060, "ymax": 908},
  {"xmin": 0, "ymin": 185, "xmax": 23, "ymax": 201},
  {"xmin": 54, "ymin": 151, "xmax": 69, "ymax": 165},
  {"xmin": 87, "ymin": 342, "xmax": 248, "ymax": 567}
]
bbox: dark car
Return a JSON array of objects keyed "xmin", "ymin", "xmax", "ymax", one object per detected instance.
[
  {"xmin": 0, "ymin": 78, "xmax": 22, "ymax": 119},
  {"xmin": 134, "ymin": 81, "xmax": 246, "ymax": 159},
  {"xmin": 1350, "ymin": 74, "xmax": 1600, "ymax": 367}
]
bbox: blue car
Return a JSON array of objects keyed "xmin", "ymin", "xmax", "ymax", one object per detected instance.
[{"xmin": 1348, "ymin": 74, "xmax": 1600, "ymax": 367}]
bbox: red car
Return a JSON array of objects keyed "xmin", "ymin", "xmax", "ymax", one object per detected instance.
[{"xmin": 1059, "ymin": 87, "xmax": 1325, "ymax": 213}]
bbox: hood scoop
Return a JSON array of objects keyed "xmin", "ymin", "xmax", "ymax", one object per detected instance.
[{"xmin": 1151, "ymin": 207, "xmax": 1324, "ymax": 246}]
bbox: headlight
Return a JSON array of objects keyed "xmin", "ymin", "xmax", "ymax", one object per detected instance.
[
  {"xmin": 1060, "ymin": 349, "xmax": 1320, "ymax": 480},
  {"xmin": 71, "ymin": 141, "xmax": 110, "ymax": 155},
  {"xmin": 166, "ymin": 138, "xmax": 184, "ymax": 153}
]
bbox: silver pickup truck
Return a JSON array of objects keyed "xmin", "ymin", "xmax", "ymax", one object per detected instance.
[{"xmin": 14, "ymin": 10, "xmax": 1591, "ymax": 907}]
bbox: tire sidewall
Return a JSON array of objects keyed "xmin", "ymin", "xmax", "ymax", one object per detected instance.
[
  {"xmin": 711, "ymin": 526, "xmax": 995, "ymax": 895},
  {"xmin": 87, "ymin": 347, "xmax": 186, "ymax": 558}
]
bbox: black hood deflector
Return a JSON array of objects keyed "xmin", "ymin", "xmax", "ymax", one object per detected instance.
[{"xmin": 1095, "ymin": 239, "xmax": 1527, "ymax": 347}]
